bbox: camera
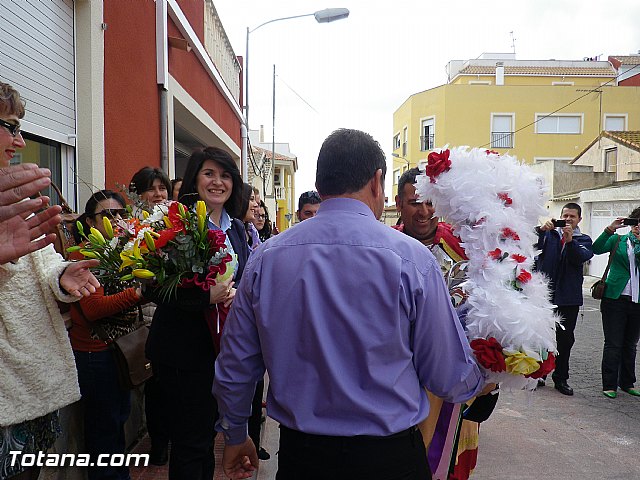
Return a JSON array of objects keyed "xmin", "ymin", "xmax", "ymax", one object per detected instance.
[
  {"xmin": 552, "ymin": 219, "xmax": 567, "ymax": 228},
  {"xmin": 623, "ymin": 218, "xmax": 639, "ymax": 226}
]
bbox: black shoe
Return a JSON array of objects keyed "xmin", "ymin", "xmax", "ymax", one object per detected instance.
[
  {"xmin": 257, "ymin": 447, "xmax": 271, "ymax": 460},
  {"xmin": 537, "ymin": 378, "xmax": 546, "ymax": 387},
  {"xmin": 149, "ymin": 445, "xmax": 169, "ymax": 466},
  {"xmin": 554, "ymin": 380, "xmax": 573, "ymax": 396}
]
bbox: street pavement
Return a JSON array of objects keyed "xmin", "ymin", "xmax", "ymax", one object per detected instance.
[{"xmin": 255, "ymin": 278, "xmax": 640, "ymax": 479}]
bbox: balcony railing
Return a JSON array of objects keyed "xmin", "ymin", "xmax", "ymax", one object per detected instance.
[
  {"xmin": 275, "ymin": 186, "xmax": 286, "ymax": 200},
  {"xmin": 491, "ymin": 131, "xmax": 514, "ymax": 149},
  {"xmin": 420, "ymin": 134, "xmax": 434, "ymax": 151},
  {"xmin": 204, "ymin": 0, "xmax": 242, "ymax": 103}
]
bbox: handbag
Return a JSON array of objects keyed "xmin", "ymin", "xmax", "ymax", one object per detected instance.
[
  {"xmin": 591, "ymin": 236, "xmax": 622, "ymax": 300},
  {"xmin": 48, "ymin": 182, "xmax": 81, "ymax": 260},
  {"xmin": 91, "ymin": 306, "xmax": 153, "ymax": 389}
]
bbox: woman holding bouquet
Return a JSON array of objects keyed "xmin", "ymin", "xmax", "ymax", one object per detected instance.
[
  {"xmin": 69, "ymin": 190, "xmax": 144, "ymax": 480},
  {"xmin": 146, "ymin": 147, "xmax": 249, "ymax": 480}
]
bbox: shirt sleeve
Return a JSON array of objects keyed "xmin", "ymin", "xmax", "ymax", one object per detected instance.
[
  {"xmin": 409, "ymin": 259, "xmax": 486, "ymax": 403},
  {"xmin": 213, "ymin": 260, "xmax": 266, "ymax": 445}
]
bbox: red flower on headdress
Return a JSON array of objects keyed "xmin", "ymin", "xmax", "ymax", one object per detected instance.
[
  {"xmin": 516, "ymin": 269, "xmax": 532, "ymax": 284},
  {"xmin": 501, "ymin": 227, "xmax": 520, "ymax": 241},
  {"xmin": 497, "ymin": 192, "xmax": 513, "ymax": 205},
  {"xmin": 426, "ymin": 149, "xmax": 452, "ymax": 183},
  {"xmin": 470, "ymin": 337, "xmax": 506, "ymax": 372},
  {"xmin": 488, "ymin": 248, "xmax": 503, "ymax": 260},
  {"xmin": 511, "ymin": 254, "xmax": 527, "ymax": 263},
  {"xmin": 486, "ymin": 150, "xmax": 499, "ymax": 155},
  {"xmin": 526, "ymin": 353, "xmax": 556, "ymax": 379}
]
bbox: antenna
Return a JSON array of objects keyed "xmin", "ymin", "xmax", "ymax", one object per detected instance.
[{"xmin": 510, "ymin": 31, "xmax": 516, "ymax": 55}]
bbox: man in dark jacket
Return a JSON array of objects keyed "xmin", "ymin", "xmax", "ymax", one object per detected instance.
[{"xmin": 535, "ymin": 202, "xmax": 593, "ymax": 395}]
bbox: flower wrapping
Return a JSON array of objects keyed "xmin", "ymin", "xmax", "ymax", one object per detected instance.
[{"xmin": 416, "ymin": 147, "xmax": 559, "ymax": 390}]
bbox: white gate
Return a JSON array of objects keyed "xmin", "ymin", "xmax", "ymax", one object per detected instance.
[{"xmin": 589, "ymin": 201, "xmax": 636, "ymax": 277}]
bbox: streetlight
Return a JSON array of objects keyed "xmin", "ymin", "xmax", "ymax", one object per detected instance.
[
  {"xmin": 245, "ymin": 8, "xmax": 349, "ymax": 127},
  {"xmin": 392, "ymin": 152, "xmax": 410, "ymax": 167},
  {"xmin": 242, "ymin": 8, "xmax": 349, "ymax": 182}
]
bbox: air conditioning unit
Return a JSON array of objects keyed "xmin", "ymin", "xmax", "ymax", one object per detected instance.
[{"xmin": 274, "ymin": 169, "xmax": 282, "ymax": 186}]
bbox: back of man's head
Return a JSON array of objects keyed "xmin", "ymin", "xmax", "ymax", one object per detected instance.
[
  {"xmin": 397, "ymin": 168, "xmax": 421, "ymax": 199},
  {"xmin": 315, "ymin": 129, "xmax": 387, "ymax": 196}
]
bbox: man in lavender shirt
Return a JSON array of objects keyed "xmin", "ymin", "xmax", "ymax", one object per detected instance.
[{"xmin": 213, "ymin": 128, "xmax": 491, "ymax": 480}]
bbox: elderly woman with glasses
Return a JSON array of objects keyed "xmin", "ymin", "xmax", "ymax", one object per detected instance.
[
  {"xmin": 69, "ymin": 190, "xmax": 144, "ymax": 480},
  {"xmin": 146, "ymin": 147, "xmax": 250, "ymax": 478}
]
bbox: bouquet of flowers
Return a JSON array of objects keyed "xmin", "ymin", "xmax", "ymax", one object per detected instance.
[
  {"xmin": 416, "ymin": 147, "xmax": 558, "ymax": 390},
  {"xmin": 70, "ymin": 200, "xmax": 234, "ymax": 301}
]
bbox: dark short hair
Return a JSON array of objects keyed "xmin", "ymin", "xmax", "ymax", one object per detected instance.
[
  {"xmin": 562, "ymin": 202, "xmax": 582, "ymax": 217},
  {"xmin": 298, "ymin": 190, "xmax": 321, "ymax": 211},
  {"xmin": 178, "ymin": 147, "xmax": 243, "ymax": 218},
  {"xmin": 397, "ymin": 168, "xmax": 422, "ymax": 199},
  {"xmin": 0, "ymin": 81, "xmax": 25, "ymax": 118},
  {"xmin": 315, "ymin": 129, "xmax": 387, "ymax": 196},
  {"xmin": 129, "ymin": 167, "xmax": 171, "ymax": 196},
  {"xmin": 629, "ymin": 206, "xmax": 640, "ymax": 219},
  {"xmin": 75, "ymin": 190, "xmax": 126, "ymax": 242}
]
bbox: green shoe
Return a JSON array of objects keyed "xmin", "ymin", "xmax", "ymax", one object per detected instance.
[
  {"xmin": 622, "ymin": 388, "xmax": 640, "ymax": 397},
  {"xmin": 603, "ymin": 390, "xmax": 617, "ymax": 399}
]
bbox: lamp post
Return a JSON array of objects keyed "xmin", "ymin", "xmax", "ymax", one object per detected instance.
[
  {"xmin": 392, "ymin": 152, "xmax": 411, "ymax": 168},
  {"xmin": 243, "ymin": 8, "xmax": 349, "ymax": 182}
]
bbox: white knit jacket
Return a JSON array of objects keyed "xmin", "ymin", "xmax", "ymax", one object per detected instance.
[{"xmin": 0, "ymin": 245, "xmax": 81, "ymax": 426}]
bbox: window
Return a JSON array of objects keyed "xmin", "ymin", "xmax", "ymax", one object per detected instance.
[
  {"xmin": 552, "ymin": 81, "xmax": 574, "ymax": 86},
  {"xmin": 19, "ymin": 132, "xmax": 68, "ymax": 206},
  {"xmin": 393, "ymin": 169, "xmax": 401, "ymax": 185},
  {"xmin": 420, "ymin": 118, "xmax": 435, "ymax": 151},
  {"xmin": 491, "ymin": 114, "xmax": 514, "ymax": 148},
  {"xmin": 604, "ymin": 115, "xmax": 626, "ymax": 131},
  {"xmin": 393, "ymin": 133, "xmax": 401, "ymax": 150},
  {"xmin": 402, "ymin": 127, "xmax": 408, "ymax": 157},
  {"xmin": 604, "ymin": 148, "xmax": 617, "ymax": 173},
  {"xmin": 536, "ymin": 114, "xmax": 581, "ymax": 134}
]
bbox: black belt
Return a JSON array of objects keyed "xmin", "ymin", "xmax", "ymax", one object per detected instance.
[
  {"xmin": 280, "ymin": 425, "xmax": 418, "ymax": 441},
  {"xmin": 619, "ymin": 295, "xmax": 632, "ymax": 301}
]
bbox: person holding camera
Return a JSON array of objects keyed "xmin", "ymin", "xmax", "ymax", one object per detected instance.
[
  {"xmin": 592, "ymin": 208, "xmax": 640, "ymax": 399},
  {"xmin": 534, "ymin": 203, "xmax": 593, "ymax": 396}
]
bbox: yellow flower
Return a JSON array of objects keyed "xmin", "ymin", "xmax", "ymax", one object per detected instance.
[
  {"xmin": 80, "ymin": 249, "xmax": 98, "ymax": 259},
  {"xmin": 196, "ymin": 201, "xmax": 207, "ymax": 233},
  {"xmin": 144, "ymin": 231, "xmax": 156, "ymax": 252},
  {"xmin": 132, "ymin": 268, "xmax": 156, "ymax": 279},
  {"xmin": 133, "ymin": 240, "xmax": 141, "ymax": 259},
  {"xmin": 163, "ymin": 215, "xmax": 173, "ymax": 228},
  {"xmin": 503, "ymin": 350, "xmax": 540, "ymax": 376},
  {"xmin": 89, "ymin": 227, "xmax": 105, "ymax": 245},
  {"xmin": 119, "ymin": 251, "xmax": 137, "ymax": 271},
  {"xmin": 102, "ymin": 217, "xmax": 114, "ymax": 239},
  {"xmin": 142, "ymin": 210, "xmax": 150, "ymax": 219},
  {"xmin": 178, "ymin": 203, "xmax": 187, "ymax": 218}
]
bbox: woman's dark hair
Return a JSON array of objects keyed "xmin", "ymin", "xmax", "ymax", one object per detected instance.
[
  {"xmin": 178, "ymin": 147, "xmax": 243, "ymax": 217},
  {"xmin": 74, "ymin": 190, "xmax": 126, "ymax": 243},
  {"xmin": 129, "ymin": 166, "xmax": 171, "ymax": 196},
  {"xmin": 240, "ymin": 183, "xmax": 254, "ymax": 222},
  {"xmin": 257, "ymin": 200, "xmax": 272, "ymax": 242},
  {"xmin": 629, "ymin": 207, "xmax": 640, "ymax": 219},
  {"xmin": 316, "ymin": 128, "xmax": 387, "ymax": 196}
]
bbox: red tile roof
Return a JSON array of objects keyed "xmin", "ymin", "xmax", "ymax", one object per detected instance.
[
  {"xmin": 458, "ymin": 65, "xmax": 616, "ymax": 76},
  {"xmin": 609, "ymin": 55, "xmax": 640, "ymax": 66},
  {"xmin": 603, "ymin": 131, "xmax": 640, "ymax": 152}
]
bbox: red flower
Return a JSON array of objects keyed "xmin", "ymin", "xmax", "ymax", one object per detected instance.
[
  {"xmin": 497, "ymin": 192, "xmax": 513, "ymax": 205},
  {"xmin": 501, "ymin": 227, "xmax": 520, "ymax": 241},
  {"xmin": 488, "ymin": 248, "xmax": 503, "ymax": 260},
  {"xmin": 154, "ymin": 228, "xmax": 177, "ymax": 249},
  {"xmin": 167, "ymin": 202, "xmax": 186, "ymax": 233},
  {"xmin": 180, "ymin": 260, "xmax": 232, "ymax": 291},
  {"xmin": 470, "ymin": 337, "xmax": 506, "ymax": 372},
  {"xmin": 207, "ymin": 229, "xmax": 227, "ymax": 254},
  {"xmin": 527, "ymin": 353, "xmax": 556, "ymax": 379},
  {"xmin": 516, "ymin": 269, "xmax": 532, "ymax": 284},
  {"xmin": 511, "ymin": 254, "xmax": 527, "ymax": 263},
  {"xmin": 486, "ymin": 150, "xmax": 499, "ymax": 155},
  {"xmin": 426, "ymin": 149, "xmax": 452, "ymax": 183}
]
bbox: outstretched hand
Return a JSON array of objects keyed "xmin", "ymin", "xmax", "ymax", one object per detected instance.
[
  {"xmin": 60, "ymin": 260, "xmax": 101, "ymax": 297},
  {"xmin": 222, "ymin": 436, "xmax": 258, "ymax": 479}
]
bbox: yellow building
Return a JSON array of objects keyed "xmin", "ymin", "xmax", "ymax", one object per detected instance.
[{"xmin": 391, "ymin": 53, "xmax": 640, "ymax": 199}]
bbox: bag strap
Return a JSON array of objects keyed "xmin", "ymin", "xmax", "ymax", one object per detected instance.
[
  {"xmin": 49, "ymin": 182, "xmax": 74, "ymax": 214},
  {"xmin": 601, "ymin": 235, "xmax": 623, "ymax": 282}
]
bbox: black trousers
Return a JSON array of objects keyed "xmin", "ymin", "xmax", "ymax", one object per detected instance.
[
  {"xmin": 551, "ymin": 305, "xmax": 580, "ymax": 382},
  {"xmin": 600, "ymin": 296, "xmax": 640, "ymax": 391},
  {"xmin": 155, "ymin": 364, "xmax": 217, "ymax": 480},
  {"xmin": 276, "ymin": 425, "xmax": 431, "ymax": 480},
  {"xmin": 145, "ymin": 368, "xmax": 169, "ymax": 451}
]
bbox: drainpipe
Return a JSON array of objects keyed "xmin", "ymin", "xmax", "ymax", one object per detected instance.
[
  {"xmin": 241, "ymin": 123, "xmax": 248, "ymax": 182},
  {"xmin": 160, "ymin": 89, "xmax": 169, "ymax": 173}
]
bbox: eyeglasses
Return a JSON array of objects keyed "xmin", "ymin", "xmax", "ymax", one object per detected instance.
[
  {"xmin": 256, "ymin": 214, "xmax": 266, "ymax": 219},
  {"xmin": 0, "ymin": 118, "xmax": 21, "ymax": 137},
  {"xmin": 92, "ymin": 208, "xmax": 127, "ymax": 219},
  {"xmin": 300, "ymin": 191, "xmax": 321, "ymax": 201}
]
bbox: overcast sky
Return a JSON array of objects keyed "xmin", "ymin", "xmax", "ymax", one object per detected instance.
[{"xmin": 213, "ymin": 0, "xmax": 640, "ymax": 198}]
